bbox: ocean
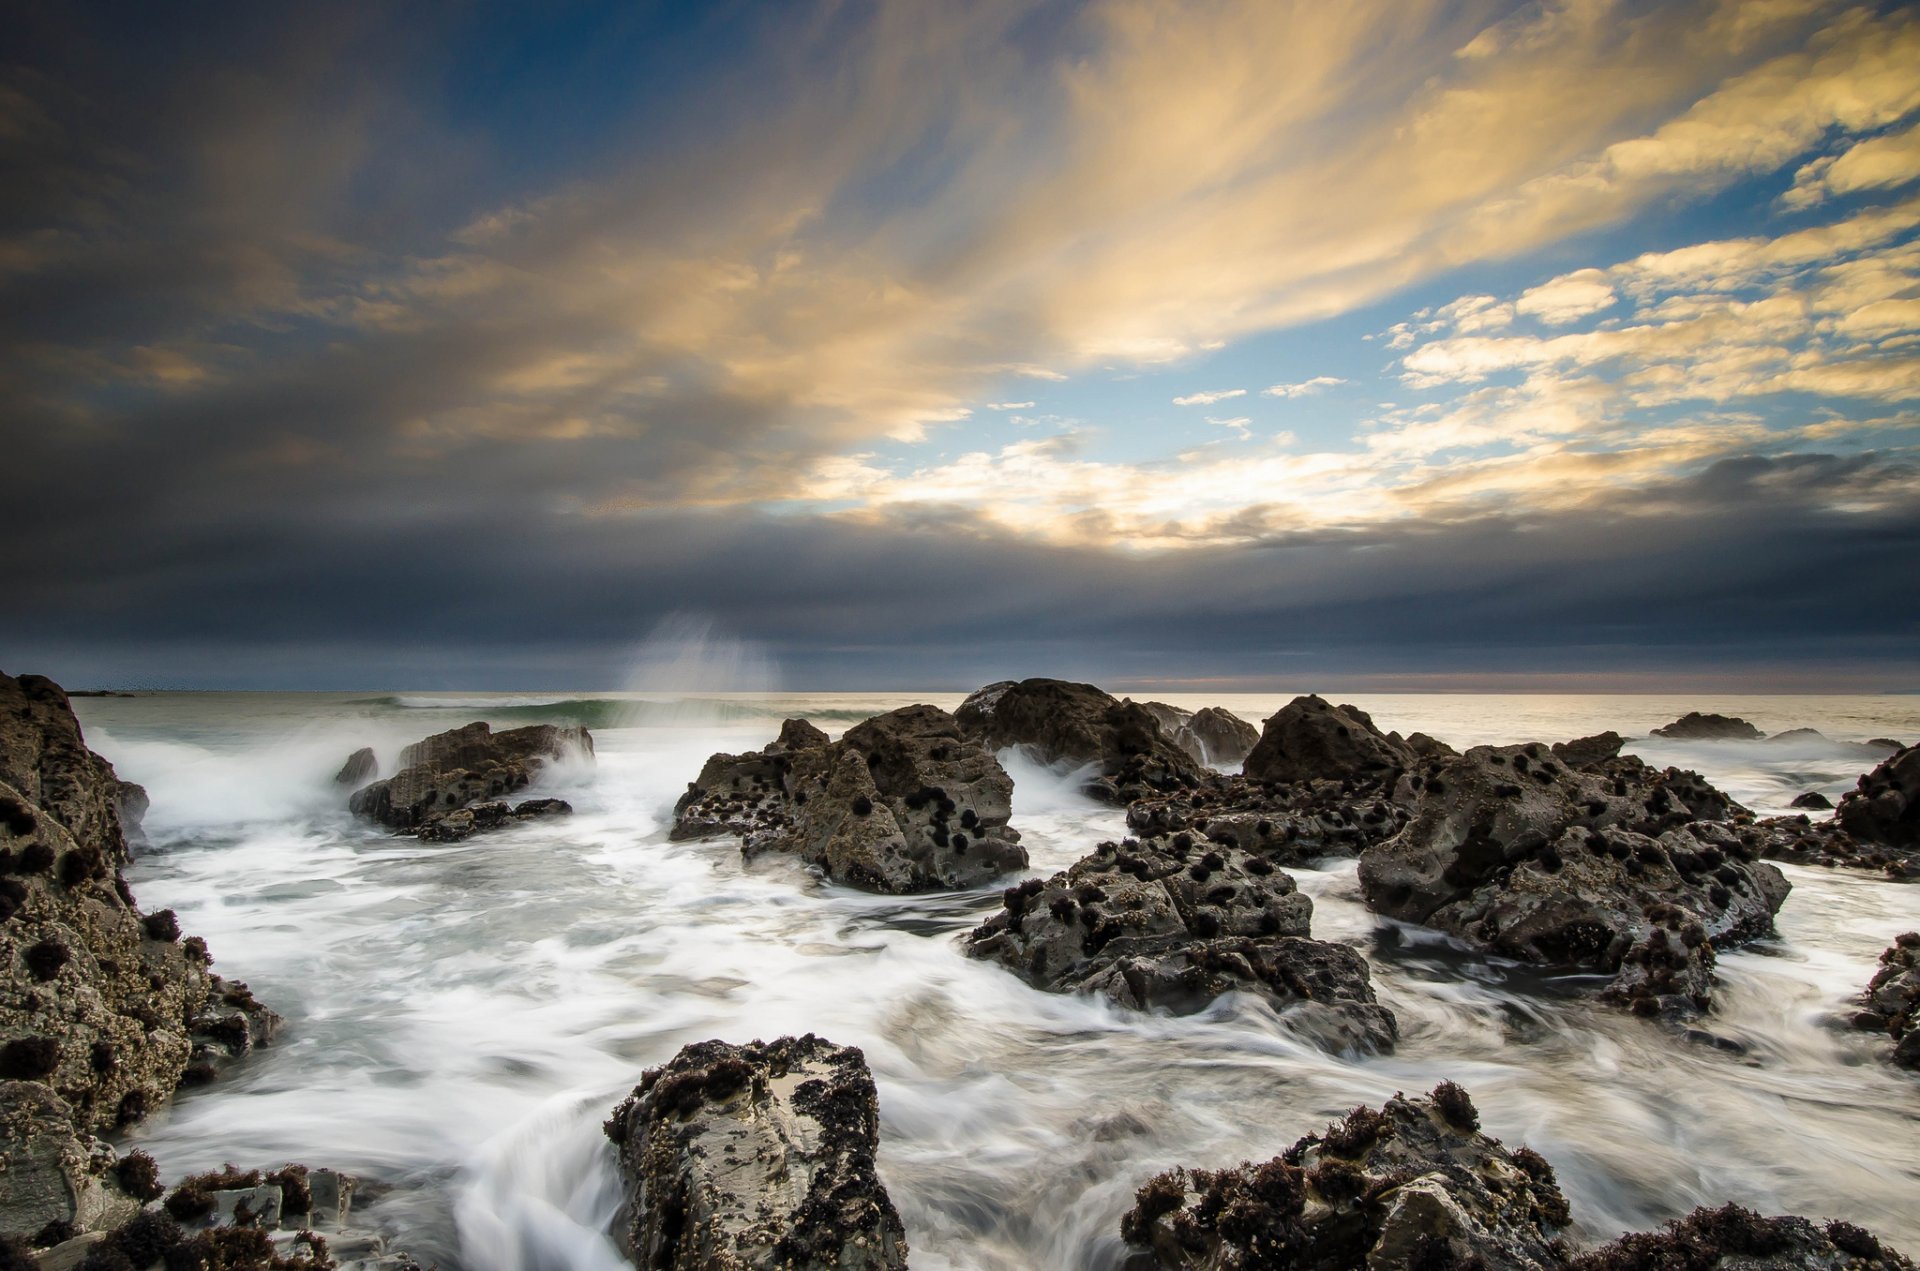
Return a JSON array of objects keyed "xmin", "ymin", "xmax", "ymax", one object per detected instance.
[{"xmin": 68, "ymin": 689, "xmax": 1920, "ymax": 1270}]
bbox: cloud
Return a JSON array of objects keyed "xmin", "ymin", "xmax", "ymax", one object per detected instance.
[
  {"xmin": 1263, "ymin": 376, "xmax": 1346, "ymax": 398},
  {"xmin": 1515, "ymin": 269, "xmax": 1617, "ymax": 324},
  {"xmin": 1206, "ymin": 415, "xmax": 1253, "ymax": 439},
  {"xmin": 986, "ymin": 400, "xmax": 1035, "ymax": 410},
  {"xmin": 1782, "ymin": 115, "xmax": 1920, "ymax": 209},
  {"xmin": 1173, "ymin": 388, "xmax": 1247, "ymax": 406}
]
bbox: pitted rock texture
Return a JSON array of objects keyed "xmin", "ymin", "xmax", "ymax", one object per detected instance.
[
  {"xmin": 1120, "ymin": 1085, "xmax": 1571, "ymax": 1271},
  {"xmin": 1837, "ymin": 744, "xmax": 1920, "ymax": 850},
  {"xmin": 1568, "ymin": 1205, "xmax": 1916, "ymax": 1271},
  {"xmin": 1138, "ymin": 703, "xmax": 1262, "ymax": 767},
  {"xmin": 676, "ymin": 706, "xmax": 1027, "ymax": 893},
  {"xmin": 0, "ymin": 1081, "xmax": 142, "ymax": 1241},
  {"xmin": 603, "ymin": 1035, "xmax": 908, "ymax": 1271},
  {"xmin": 964, "ymin": 834, "xmax": 1395, "ymax": 1052},
  {"xmin": 1651, "ymin": 713, "xmax": 1766, "ymax": 741},
  {"xmin": 1358, "ymin": 741, "xmax": 1786, "ymax": 1017},
  {"xmin": 1749, "ymin": 813, "xmax": 1920, "ymax": 881},
  {"xmin": 346, "ymin": 721, "xmax": 591, "ymax": 833},
  {"xmin": 0, "ymin": 671, "xmax": 279, "ymax": 1137},
  {"xmin": 1852, "ymin": 932, "xmax": 1920, "ymax": 1070},
  {"xmin": 1127, "ymin": 774, "xmax": 1412, "ymax": 868},
  {"xmin": 955, "ymin": 679, "xmax": 1204, "ymax": 803},
  {"xmin": 1242, "ymin": 695, "xmax": 1433, "ymax": 787}
]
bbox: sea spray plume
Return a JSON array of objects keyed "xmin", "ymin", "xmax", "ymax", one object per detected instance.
[{"xmin": 617, "ymin": 612, "xmax": 781, "ymax": 728}]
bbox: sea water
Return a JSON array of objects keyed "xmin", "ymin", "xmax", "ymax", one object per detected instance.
[{"xmin": 67, "ymin": 690, "xmax": 1920, "ymax": 1271}]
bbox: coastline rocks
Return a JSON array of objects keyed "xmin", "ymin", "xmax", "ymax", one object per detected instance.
[
  {"xmin": 1243, "ymin": 695, "xmax": 1424, "ymax": 787},
  {"xmin": 1139, "ymin": 703, "xmax": 1261, "ymax": 767},
  {"xmin": 1569, "ymin": 1206, "xmax": 1916, "ymax": 1271},
  {"xmin": 1551, "ymin": 732, "xmax": 1625, "ymax": 771},
  {"xmin": 964, "ymin": 835, "xmax": 1395, "ymax": 1051},
  {"xmin": 1126, "ymin": 771, "xmax": 1414, "ymax": 867},
  {"xmin": 1836, "ymin": 744, "xmax": 1920, "ymax": 849},
  {"xmin": 1852, "ymin": 933, "xmax": 1920, "ymax": 1070},
  {"xmin": 413, "ymin": 797, "xmax": 573, "ymax": 843},
  {"xmin": 1, "ymin": 671, "xmax": 280, "ymax": 1136},
  {"xmin": 603, "ymin": 1035, "xmax": 908, "ymax": 1271},
  {"xmin": 346, "ymin": 721, "xmax": 591, "ymax": 833},
  {"xmin": 1120, "ymin": 1084, "xmax": 1570, "ymax": 1271},
  {"xmin": 955, "ymin": 679, "xmax": 1203, "ymax": 803},
  {"xmin": 1651, "ymin": 713, "xmax": 1764, "ymax": 741},
  {"xmin": 675, "ymin": 706, "xmax": 1027, "ymax": 893},
  {"xmin": 1358, "ymin": 741, "xmax": 1787, "ymax": 1016},
  {"xmin": 1790, "ymin": 791, "xmax": 1834, "ymax": 810},
  {"xmin": 334, "ymin": 747, "xmax": 377, "ymax": 789},
  {"xmin": 0, "ymin": 1081, "xmax": 143, "ymax": 1242}
]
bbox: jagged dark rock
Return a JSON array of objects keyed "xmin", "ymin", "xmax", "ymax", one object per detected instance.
[
  {"xmin": 334, "ymin": 747, "xmax": 377, "ymax": 789},
  {"xmin": 346, "ymin": 721, "xmax": 590, "ymax": 833},
  {"xmin": 414, "ymin": 797, "xmax": 573, "ymax": 842},
  {"xmin": 1568, "ymin": 1204, "xmax": 1915, "ymax": 1271},
  {"xmin": 1790, "ymin": 791, "xmax": 1834, "ymax": 810},
  {"xmin": 1137, "ymin": 702, "xmax": 1261, "ymax": 767},
  {"xmin": 1242, "ymin": 695, "xmax": 1434, "ymax": 787},
  {"xmin": 1358, "ymin": 740, "xmax": 1786, "ymax": 1017},
  {"xmin": 964, "ymin": 834, "xmax": 1395, "ymax": 1052},
  {"xmin": 675, "ymin": 706, "xmax": 1027, "ymax": 892},
  {"xmin": 0, "ymin": 1082, "xmax": 143, "ymax": 1241},
  {"xmin": 954, "ymin": 679, "xmax": 1204, "ymax": 803},
  {"xmin": 1851, "ymin": 932, "xmax": 1920, "ymax": 1070},
  {"xmin": 1837, "ymin": 744, "xmax": 1920, "ymax": 849},
  {"xmin": 1126, "ymin": 773, "xmax": 1411, "ymax": 867},
  {"xmin": 1119, "ymin": 1085, "xmax": 1571, "ymax": 1271},
  {"xmin": 0, "ymin": 671, "xmax": 279, "ymax": 1139},
  {"xmin": 1651, "ymin": 713, "xmax": 1764, "ymax": 741},
  {"xmin": 1748, "ymin": 814, "xmax": 1920, "ymax": 881},
  {"xmin": 603, "ymin": 1035, "xmax": 908, "ymax": 1271},
  {"xmin": 1552, "ymin": 733, "xmax": 1625, "ymax": 771}
]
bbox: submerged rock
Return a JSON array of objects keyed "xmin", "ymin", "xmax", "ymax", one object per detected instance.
[
  {"xmin": 1568, "ymin": 1205, "xmax": 1916, "ymax": 1271},
  {"xmin": 0, "ymin": 671, "xmax": 280, "ymax": 1138},
  {"xmin": 346, "ymin": 721, "xmax": 590, "ymax": 833},
  {"xmin": 675, "ymin": 705, "xmax": 1028, "ymax": 893},
  {"xmin": 413, "ymin": 797, "xmax": 573, "ymax": 842},
  {"xmin": 955, "ymin": 678, "xmax": 1204, "ymax": 803},
  {"xmin": 1651, "ymin": 713, "xmax": 1764, "ymax": 741},
  {"xmin": 1138, "ymin": 702, "xmax": 1261, "ymax": 767},
  {"xmin": 1119, "ymin": 1084, "xmax": 1570, "ymax": 1271},
  {"xmin": 1357, "ymin": 740, "xmax": 1786, "ymax": 1017},
  {"xmin": 1790, "ymin": 791, "xmax": 1834, "ymax": 810},
  {"xmin": 603, "ymin": 1035, "xmax": 908, "ymax": 1271},
  {"xmin": 1852, "ymin": 932, "xmax": 1920, "ymax": 1070},
  {"xmin": 964, "ymin": 834, "xmax": 1395, "ymax": 1052}
]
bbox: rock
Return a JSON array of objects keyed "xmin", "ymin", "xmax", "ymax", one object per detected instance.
[
  {"xmin": 1651, "ymin": 712, "xmax": 1764, "ymax": 741},
  {"xmin": 1242, "ymin": 695, "xmax": 1420, "ymax": 787},
  {"xmin": 1358, "ymin": 741, "xmax": 1787, "ymax": 1017},
  {"xmin": 963, "ymin": 834, "xmax": 1395, "ymax": 1052},
  {"xmin": 1568, "ymin": 1204, "xmax": 1915, "ymax": 1271},
  {"xmin": 1119, "ymin": 1084, "xmax": 1570, "ymax": 1271},
  {"xmin": 954, "ymin": 679, "xmax": 1203, "ymax": 803},
  {"xmin": 334, "ymin": 748, "xmax": 377, "ymax": 788},
  {"xmin": 0, "ymin": 671, "xmax": 280, "ymax": 1136},
  {"xmin": 1852, "ymin": 933, "xmax": 1920, "ymax": 1070},
  {"xmin": 1136, "ymin": 703, "xmax": 1261, "ymax": 767},
  {"xmin": 347, "ymin": 721, "xmax": 591, "ymax": 832},
  {"xmin": 1869, "ymin": 738, "xmax": 1905, "ymax": 751},
  {"xmin": 1126, "ymin": 772, "xmax": 1411, "ymax": 867},
  {"xmin": 1767, "ymin": 727, "xmax": 1830, "ymax": 745},
  {"xmin": 603, "ymin": 1035, "xmax": 908, "ymax": 1271},
  {"xmin": 0, "ymin": 1082, "xmax": 141, "ymax": 1241},
  {"xmin": 1836, "ymin": 744, "xmax": 1920, "ymax": 849},
  {"xmin": 1552, "ymin": 732, "xmax": 1625, "ymax": 770},
  {"xmin": 414, "ymin": 797, "xmax": 573, "ymax": 843},
  {"xmin": 1790, "ymin": 791, "xmax": 1833, "ymax": 810},
  {"xmin": 675, "ymin": 705, "xmax": 1028, "ymax": 893},
  {"xmin": 1748, "ymin": 814, "xmax": 1920, "ymax": 881}
]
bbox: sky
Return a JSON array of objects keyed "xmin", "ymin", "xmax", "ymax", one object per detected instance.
[{"xmin": 3, "ymin": 0, "xmax": 1919, "ymax": 692}]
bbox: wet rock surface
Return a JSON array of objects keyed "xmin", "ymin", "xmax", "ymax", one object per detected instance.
[
  {"xmin": 1852, "ymin": 932, "xmax": 1920, "ymax": 1070},
  {"xmin": 1138, "ymin": 702, "xmax": 1261, "ymax": 767},
  {"xmin": 1126, "ymin": 773, "xmax": 1412, "ymax": 868},
  {"xmin": 346, "ymin": 721, "xmax": 591, "ymax": 835},
  {"xmin": 1120, "ymin": 1084, "xmax": 1571, "ymax": 1271},
  {"xmin": 955, "ymin": 679, "xmax": 1204, "ymax": 803},
  {"xmin": 964, "ymin": 834, "xmax": 1396, "ymax": 1052},
  {"xmin": 1568, "ymin": 1205, "xmax": 1916, "ymax": 1271},
  {"xmin": 1836, "ymin": 744, "xmax": 1920, "ymax": 850},
  {"xmin": 675, "ymin": 705, "xmax": 1028, "ymax": 893},
  {"xmin": 0, "ymin": 671, "xmax": 279, "ymax": 1138},
  {"xmin": 1358, "ymin": 741, "xmax": 1788, "ymax": 1016},
  {"xmin": 1651, "ymin": 713, "xmax": 1765, "ymax": 741},
  {"xmin": 603, "ymin": 1034, "xmax": 908, "ymax": 1271},
  {"xmin": 1242, "ymin": 695, "xmax": 1431, "ymax": 787}
]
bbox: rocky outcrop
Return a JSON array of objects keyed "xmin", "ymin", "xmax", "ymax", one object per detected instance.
[
  {"xmin": 414, "ymin": 797, "xmax": 573, "ymax": 842},
  {"xmin": 954, "ymin": 679, "xmax": 1203, "ymax": 803},
  {"xmin": 1358, "ymin": 741, "xmax": 1786, "ymax": 1017},
  {"xmin": 603, "ymin": 1035, "xmax": 908, "ymax": 1271},
  {"xmin": 964, "ymin": 834, "xmax": 1395, "ymax": 1052},
  {"xmin": 1790, "ymin": 791, "xmax": 1833, "ymax": 810},
  {"xmin": 675, "ymin": 706, "xmax": 1027, "ymax": 892},
  {"xmin": 1243, "ymin": 695, "xmax": 1425, "ymax": 787},
  {"xmin": 1569, "ymin": 1205, "xmax": 1915, "ymax": 1271},
  {"xmin": 0, "ymin": 1081, "xmax": 144, "ymax": 1244},
  {"xmin": 334, "ymin": 748, "xmax": 377, "ymax": 789},
  {"xmin": 1126, "ymin": 773, "xmax": 1412, "ymax": 868},
  {"xmin": 1552, "ymin": 733, "xmax": 1625, "ymax": 771},
  {"xmin": 0, "ymin": 671, "xmax": 279, "ymax": 1139},
  {"xmin": 1747, "ymin": 815, "xmax": 1920, "ymax": 881},
  {"xmin": 1836, "ymin": 744, "xmax": 1920, "ymax": 849},
  {"xmin": 1120, "ymin": 1084, "xmax": 1571, "ymax": 1271},
  {"xmin": 1137, "ymin": 703, "xmax": 1261, "ymax": 767},
  {"xmin": 1851, "ymin": 933, "xmax": 1920, "ymax": 1070},
  {"xmin": 346, "ymin": 721, "xmax": 590, "ymax": 834},
  {"xmin": 1651, "ymin": 713, "xmax": 1764, "ymax": 741}
]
